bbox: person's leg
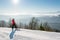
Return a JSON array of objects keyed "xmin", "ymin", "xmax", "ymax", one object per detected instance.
[
  {"xmin": 12, "ymin": 25, "xmax": 14, "ymax": 31},
  {"xmin": 14, "ymin": 24, "xmax": 17, "ymax": 30}
]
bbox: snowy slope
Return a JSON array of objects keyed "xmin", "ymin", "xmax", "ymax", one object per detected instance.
[{"xmin": 0, "ymin": 27, "xmax": 60, "ymax": 40}]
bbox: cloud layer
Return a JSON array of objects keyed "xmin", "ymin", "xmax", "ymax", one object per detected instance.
[{"xmin": 0, "ymin": 9, "xmax": 60, "ymax": 17}]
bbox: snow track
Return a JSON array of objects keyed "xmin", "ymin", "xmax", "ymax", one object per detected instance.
[{"xmin": 0, "ymin": 28, "xmax": 60, "ymax": 40}]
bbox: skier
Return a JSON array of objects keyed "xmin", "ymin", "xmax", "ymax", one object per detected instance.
[
  {"xmin": 9, "ymin": 19, "xmax": 17, "ymax": 39},
  {"xmin": 11, "ymin": 19, "xmax": 17, "ymax": 31}
]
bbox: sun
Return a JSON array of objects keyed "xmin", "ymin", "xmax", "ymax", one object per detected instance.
[{"xmin": 12, "ymin": 0, "xmax": 19, "ymax": 5}]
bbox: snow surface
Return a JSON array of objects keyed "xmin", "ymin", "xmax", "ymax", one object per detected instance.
[{"xmin": 0, "ymin": 27, "xmax": 60, "ymax": 40}]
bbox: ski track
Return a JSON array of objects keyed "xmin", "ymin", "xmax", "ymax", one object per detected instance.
[{"xmin": 0, "ymin": 28, "xmax": 60, "ymax": 40}]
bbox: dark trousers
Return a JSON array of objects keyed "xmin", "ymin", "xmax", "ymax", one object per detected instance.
[{"xmin": 12, "ymin": 24, "xmax": 17, "ymax": 30}]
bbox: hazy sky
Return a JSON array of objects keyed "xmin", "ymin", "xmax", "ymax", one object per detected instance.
[{"xmin": 0, "ymin": 0, "xmax": 60, "ymax": 16}]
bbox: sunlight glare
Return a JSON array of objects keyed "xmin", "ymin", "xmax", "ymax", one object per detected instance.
[{"xmin": 12, "ymin": 0, "xmax": 20, "ymax": 5}]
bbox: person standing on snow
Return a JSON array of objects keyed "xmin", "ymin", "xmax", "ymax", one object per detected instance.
[
  {"xmin": 9, "ymin": 19, "xmax": 17, "ymax": 39},
  {"xmin": 11, "ymin": 19, "xmax": 17, "ymax": 30}
]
